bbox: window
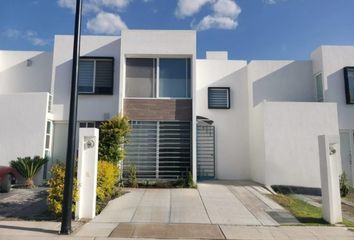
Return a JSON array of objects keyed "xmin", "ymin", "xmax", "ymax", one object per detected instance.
[
  {"xmin": 78, "ymin": 57, "xmax": 114, "ymax": 94},
  {"xmin": 208, "ymin": 87, "xmax": 230, "ymax": 109},
  {"xmin": 79, "ymin": 121, "xmax": 102, "ymax": 128},
  {"xmin": 344, "ymin": 67, "xmax": 354, "ymax": 104},
  {"xmin": 126, "ymin": 58, "xmax": 156, "ymax": 97},
  {"xmin": 314, "ymin": 73, "xmax": 324, "ymax": 102},
  {"xmin": 125, "ymin": 58, "xmax": 191, "ymax": 98}
]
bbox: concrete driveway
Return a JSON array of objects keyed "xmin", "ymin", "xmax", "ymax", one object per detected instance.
[{"xmin": 91, "ymin": 181, "xmax": 283, "ymax": 226}]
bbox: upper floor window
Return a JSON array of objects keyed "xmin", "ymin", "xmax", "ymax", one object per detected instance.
[
  {"xmin": 344, "ymin": 67, "xmax": 354, "ymax": 104},
  {"xmin": 78, "ymin": 57, "xmax": 114, "ymax": 95},
  {"xmin": 314, "ymin": 73, "xmax": 324, "ymax": 102},
  {"xmin": 125, "ymin": 58, "xmax": 191, "ymax": 98}
]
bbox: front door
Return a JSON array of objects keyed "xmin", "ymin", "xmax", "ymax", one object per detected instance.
[{"xmin": 340, "ymin": 131, "xmax": 354, "ymax": 186}]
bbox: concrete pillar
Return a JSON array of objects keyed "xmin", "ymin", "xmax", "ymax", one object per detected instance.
[
  {"xmin": 76, "ymin": 128, "xmax": 99, "ymax": 220},
  {"xmin": 318, "ymin": 135, "xmax": 342, "ymax": 224}
]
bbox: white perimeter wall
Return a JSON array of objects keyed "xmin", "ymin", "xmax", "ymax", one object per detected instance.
[
  {"xmin": 0, "ymin": 93, "xmax": 49, "ymax": 166},
  {"xmin": 311, "ymin": 46, "xmax": 354, "ymax": 130},
  {"xmin": 52, "ymin": 35, "xmax": 121, "ymax": 121},
  {"xmin": 248, "ymin": 60, "xmax": 317, "ymax": 184},
  {"xmin": 196, "ymin": 59, "xmax": 249, "ymax": 179},
  {"xmin": 262, "ymin": 102, "xmax": 339, "ymax": 188},
  {"xmin": 0, "ymin": 51, "xmax": 52, "ymax": 93}
]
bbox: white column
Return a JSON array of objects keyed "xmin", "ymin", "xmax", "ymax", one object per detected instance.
[
  {"xmin": 76, "ymin": 128, "xmax": 99, "ymax": 220},
  {"xmin": 318, "ymin": 135, "xmax": 342, "ymax": 224}
]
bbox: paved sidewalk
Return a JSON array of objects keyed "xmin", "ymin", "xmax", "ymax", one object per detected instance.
[
  {"xmin": 1, "ymin": 182, "xmax": 353, "ymax": 239},
  {"xmin": 0, "ymin": 222, "xmax": 353, "ymax": 240}
]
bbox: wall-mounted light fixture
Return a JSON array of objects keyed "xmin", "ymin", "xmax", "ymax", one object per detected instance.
[{"xmin": 26, "ymin": 59, "xmax": 32, "ymax": 67}]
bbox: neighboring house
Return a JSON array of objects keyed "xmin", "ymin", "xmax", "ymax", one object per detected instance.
[{"xmin": 0, "ymin": 30, "xmax": 353, "ymax": 188}]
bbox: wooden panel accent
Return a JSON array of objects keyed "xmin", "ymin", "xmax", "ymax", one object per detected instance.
[{"xmin": 124, "ymin": 99, "xmax": 192, "ymax": 121}]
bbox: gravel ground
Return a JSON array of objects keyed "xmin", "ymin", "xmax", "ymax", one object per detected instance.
[{"xmin": 0, "ymin": 187, "xmax": 55, "ymax": 221}]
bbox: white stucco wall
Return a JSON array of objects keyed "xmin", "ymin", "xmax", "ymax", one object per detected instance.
[
  {"xmin": 52, "ymin": 35, "xmax": 121, "ymax": 121},
  {"xmin": 0, "ymin": 93, "xmax": 49, "ymax": 166},
  {"xmin": 196, "ymin": 59, "xmax": 249, "ymax": 179},
  {"xmin": 0, "ymin": 51, "xmax": 52, "ymax": 94},
  {"xmin": 262, "ymin": 102, "xmax": 339, "ymax": 188},
  {"xmin": 248, "ymin": 60, "xmax": 317, "ymax": 184},
  {"xmin": 311, "ymin": 46, "xmax": 354, "ymax": 130}
]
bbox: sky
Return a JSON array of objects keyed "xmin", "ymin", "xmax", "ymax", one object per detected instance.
[{"xmin": 1, "ymin": 0, "xmax": 354, "ymax": 60}]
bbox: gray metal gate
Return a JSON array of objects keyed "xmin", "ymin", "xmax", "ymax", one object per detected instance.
[
  {"xmin": 197, "ymin": 124, "xmax": 215, "ymax": 180},
  {"xmin": 124, "ymin": 121, "xmax": 192, "ymax": 180}
]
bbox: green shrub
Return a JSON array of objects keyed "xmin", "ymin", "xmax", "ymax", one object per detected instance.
[
  {"xmin": 127, "ymin": 164, "xmax": 138, "ymax": 188},
  {"xmin": 185, "ymin": 171, "xmax": 197, "ymax": 188},
  {"xmin": 99, "ymin": 115, "xmax": 131, "ymax": 164},
  {"xmin": 340, "ymin": 172, "xmax": 350, "ymax": 197},
  {"xmin": 10, "ymin": 156, "xmax": 48, "ymax": 188},
  {"xmin": 96, "ymin": 160, "xmax": 120, "ymax": 213},
  {"xmin": 47, "ymin": 163, "xmax": 78, "ymax": 218}
]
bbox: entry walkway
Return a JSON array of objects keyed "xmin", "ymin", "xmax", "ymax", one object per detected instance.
[
  {"xmin": 75, "ymin": 181, "xmax": 285, "ymax": 237},
  {"xmin": 89, "ymin": 181, "xmax": 281, "ymax": 226}
]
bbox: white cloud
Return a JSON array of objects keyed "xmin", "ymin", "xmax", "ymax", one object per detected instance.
[
  {"xmin": 180, "ymin": 0, "xmax": 241, "ymax": 31},
  {"xmin": 263, "ymin": 0, "xmax": 285, "ymax": 4},
  {"xmin": 2, "ymin": 28, "xmax": 49, "ymax": 46},
  {"xmin": 86, "ymin": 12, "xmax": 127, "ymax": 35},
  {"xmin": 57, "ymin": 0, "xmax": 130, "ymax": 13},
  {"xmin": 24, "ymin": 31, "xmax": 49, "ymax": 46},
  {"xmin": 175, "ymin": 0, "xmax": 212, "ymax": 18},
  {"xmin": 194, "ymin": 15, "xmax": 237, "ymax": 31},
  {"xmin": 3, "ymin": 28, "xmax": 21, "ymax": 38},
  {"xmin": 212, "ymin": 0, "xmax": 241, "ymax": 18}
]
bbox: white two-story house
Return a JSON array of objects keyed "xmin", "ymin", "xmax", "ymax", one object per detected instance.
[{"xmin": 0, "ymin": 30, "xmax": 353, "ymax": 188}]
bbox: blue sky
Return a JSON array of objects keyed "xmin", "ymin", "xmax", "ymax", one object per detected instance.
[{"xmin": 1, "ymin": 0, "xmax": 354, "ymax": 60}]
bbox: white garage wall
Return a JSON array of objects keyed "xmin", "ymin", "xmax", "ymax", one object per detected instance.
[
  {"xmin": 196, "ymin": 59, "xmax": 250, "ymax": 179},
  {"xmin": 0, "ymin": 93, "xmax": 49, "ymax": 166},
  {"xmin": 0, "ymin": 51, "xmax": 52, "ymax": 94},
  {"xmin": 263, "ymin": 101, "xmax": 339, "ymax": 188}
]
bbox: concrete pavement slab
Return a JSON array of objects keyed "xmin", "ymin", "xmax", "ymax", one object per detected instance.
[
  {"xmin": 93, "ymin": 189, "xmax": 145, "ymax": 223},
  {"xmin": 229, "ymin": 186, "xmax": 279, "ymax": 226},
  {"xmin": 245, "ymin": 186, "xmax": 284, "ymax": 211},
  {"xmin": 198, "ymin": 183, "xmax": 261, "ymax": 225},
  {"xmin": 220, "ymin": 225, "xmax": 275, "ymax": 240},
  {"xmin": 170, "ymin": 188, "xmax": 210, "ymax": 224},
  {"xmin": 131, "ymin": 189, "xmax": 170, "ymax": 223},
  {"xmin": 109, "ymin": 223, "xmax": 225, "ymax": 239},
  {"xmin": 74, "ymin": 222, "xmax": 117, "ymax": 237}
]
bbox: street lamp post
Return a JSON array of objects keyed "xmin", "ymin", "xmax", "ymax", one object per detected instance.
[{"xmin": 60, "ymin": 0, "xmax": 82, "ymax": 235}]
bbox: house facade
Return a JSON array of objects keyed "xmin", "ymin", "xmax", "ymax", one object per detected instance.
[{"xmin": 0, "ymin": 30, "xmax": 353, "ymax": 188}]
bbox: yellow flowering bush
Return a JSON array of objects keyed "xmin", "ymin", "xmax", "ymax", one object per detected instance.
[
  {"xmin": 47, "ymin": 163, "xmax": 78, "ymax": 218},
  {"xmin": 96, "ymin": 160, "xmax": 120, "ymax": 213}
]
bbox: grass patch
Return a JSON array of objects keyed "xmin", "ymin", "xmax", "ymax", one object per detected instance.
[
  {"xmin": 269, "ymin": 194, "xmax": 354, "ymax": 227},
  {"xmin": 344, "ymin": 188, "xmax": 354, "ymax": 203}
]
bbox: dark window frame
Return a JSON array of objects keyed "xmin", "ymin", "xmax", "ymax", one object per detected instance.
[
  {"xmin": 208, "ymin": 87, "xmax": 231, "ymax": 109},
  {"xmin": 344, "ymin": 67, "xmax": 354, "ymax": 104},
  {"xmin": 78, "ymin": 56, "xmax": 114, "ymax": 95}
]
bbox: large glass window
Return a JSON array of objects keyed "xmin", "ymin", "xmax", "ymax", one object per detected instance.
[
  {"xmin": 344, "ymin": 67, "xmax": 354, "ymax": 104},
  {"xmin": 159, "ymin": 59, "xmax": 191, "ymax": 98},
  {"xmin": 125, "ymin": 57, "xmax": 191, "ymax": 98},
  {"xmin": 126, "ymin": 58, "xmax": 156, "ymax": 97}
]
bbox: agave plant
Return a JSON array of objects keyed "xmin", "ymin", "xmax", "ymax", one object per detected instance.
[{"xmin": 10, "ymin": 156, "xmax": 48, "ymax": 188}]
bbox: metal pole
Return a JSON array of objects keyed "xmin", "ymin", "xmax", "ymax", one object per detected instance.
[{"xmin": 60, "ymin": 0, "xmax": 82, "ymax": 235}]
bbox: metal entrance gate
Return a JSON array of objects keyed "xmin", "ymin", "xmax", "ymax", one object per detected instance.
[
  {"xmin": 124, "ymin": 121, "xmax": 192, "ymax": 180},
  {"xmin": 197, "ymin": 124, "xmax": 215, "ymax": 180}
]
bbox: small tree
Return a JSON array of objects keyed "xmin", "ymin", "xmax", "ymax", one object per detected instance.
[
  {"xmin": 340, "ymin": 172, "xmax": 350, "ymax": 197},
  {"xmin": 10, "ymin": 156, "xmax": 48, "ymax": 188},
  {"xmin": 99, "ymin": 115, "xmax": 131, "ymax": 164}
]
